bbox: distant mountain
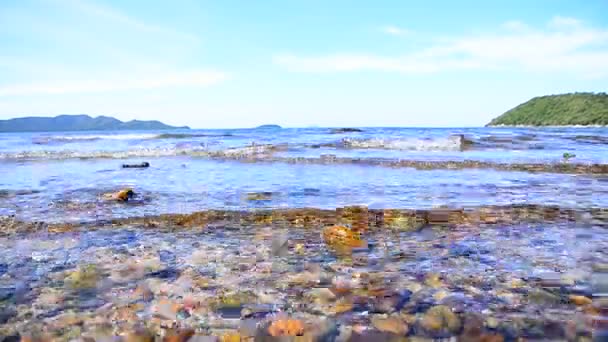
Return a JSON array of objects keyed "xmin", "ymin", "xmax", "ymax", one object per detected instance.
[
  {"xmin": 255, "ymin": 124, "xmax": 282, "ymax": 129},
  {"xmin": 487, "ymin": 92, "xmax": 608, "ymax": 126},
  {"xmin": 0, "ymin": 115, "xmax": 189, "ymax": 132}
]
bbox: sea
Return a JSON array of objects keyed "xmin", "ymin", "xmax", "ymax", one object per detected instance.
[{"xmin": 0, "ymin": 126, "xmax": 607, "ymax": 339}]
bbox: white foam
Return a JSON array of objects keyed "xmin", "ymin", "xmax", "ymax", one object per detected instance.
[
  {"xmin": 35, "ymin": 133, "xmax": 160, "ymax": 143},
  {"xmin": 341, "ymin": 135, "xmax": 465, "ymax": 151}
]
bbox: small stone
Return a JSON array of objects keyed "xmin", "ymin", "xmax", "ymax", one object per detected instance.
[
  {"xmin": 420, "ymin": 305, "xmax": 461, "ymax": 335},
  {"xmin": 64, "ymin": 264, "xmax": 99, "ymax": 289},
  {"xmin": 122, "ymin": 162, "xmax": 150, "ymax": 168},
  {"xmin": 163, "ymin": 329, "xmax": 195, "ymax": 342},
  {"xmin": 123, "ymin": 328, "xmax": 155, "ymax": 342},
  {"xmin": 424, "ymin": 274, "xmax": 443, "ymax": 288},
  {"xmin": 103, "ymin": 188, "xmax": 135, "ymax": 202},
  {"xmin": 486, "ymin": 317, "xmax": 499, "ymax": 329},
  {"xmin": 267, "ymin": 318, "xmax": 304, "ymax": 337},
  {"xmin": 371, "ymin": 315, "xmax": 409, "ymax": 335},
  {"xmin": 569, "ymin": 295, "xmax": 592, "ymax": 306},
  {"xmin": 322, "ymin": 225, "xmax": 367, "ymax": 251},
  {"xmin": 294, "ymin": 243, "xmax": 305, "ymax": 254}
]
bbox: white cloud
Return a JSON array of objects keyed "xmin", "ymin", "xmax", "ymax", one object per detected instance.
[
  {"xmin": 0, "ymin": 70, "xmax": 229, "ymax": 96},
  {"xmin": 502, "ymin": 20, "xmax": 529, "ymax": 31},
  {"xmin": 549, "ymin": 16, "xmax": 582, "ymax": 29},
  {"xmin": 275, "ymin": 17, "xmax": 608, "ymax": 77},
  {"xmin": 59, "ymin": 0, "xmax": 200, "ymax": 43},
  {"xmin": 381, "ymin": 26, "xmax": 410, "ymax": 36}
]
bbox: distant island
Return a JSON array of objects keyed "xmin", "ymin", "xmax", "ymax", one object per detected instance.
[
  {"xmin": 487, "ymin": 92, "xmax": 608, "ymax": 126},
  {"xmin": 0, "ymin": 114, "xmax": 189, "ymax": 132},
  {"xmin": 255, "ymin": 124, "xmax": 282, "ymax": 129}
]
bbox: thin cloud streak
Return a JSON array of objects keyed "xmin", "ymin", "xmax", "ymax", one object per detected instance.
[
  {"xmin": 381, "ymin": 25, "xmax": 410, "ymax": 36},
  {"xmin": 0, "ymin": 70, "xmax": 229, "ymax": 96},
  {"xmin": 275, "ymin": 17, "xmax": 608, "ymax": 77},
  {"xmin": 58, "ymin": 0, "xmax": 201, "ymax": 43}
]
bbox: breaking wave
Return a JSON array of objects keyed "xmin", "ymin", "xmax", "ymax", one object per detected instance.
[
  {"xmin": 340, "ymin": 134, "xmax": 469, "ymax": 151},
  {"xmin": 0, "ymin": 143, "xmax": 282, "ymax": 161},
  {"xmin": 32, "ymin": 132, "xmax": 233, "ymax": 144}
]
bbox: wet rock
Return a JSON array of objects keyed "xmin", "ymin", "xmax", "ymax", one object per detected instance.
[
  {"xmin": 424, "ymin": 273, "xmax": 444, "ymax": 288},
  {"xmin": 64, "ymin": 264, "xmax": 100, "ymax": 289},
  {"xmin": 245, "ymin": 192, "xmax": 273, "ymax": 201},
  {"xmin": 371, "ymin": 315, "xmax": 409, "ymax": 335},
  {"xmin": 419, "ymin": 305, "xmax": 461, "ymax": 336},
  {"xmin": 383, "ymin": 210, "xmax": 424, "ymax": 231},
  {"xmin": 266, "ymin": 318, "xmax": 305, "ymax": 337},
  {"xmin": 102, "ymin": 188, "xmax": 135, "ymax": 202},
  {"xmin": 162, "ymin": 329, "xmax": 195, "ymax": 342},
  {"xmin": 122, "ymin": 162, "xmax": 150, "ymax": 168},
  {"xmin": 322, "ymin": 225, "xmax": 368, "ymax": 252},
  {"xmin": 0, "ymin": 306, "xmax": 17, "ymax": 324},
  {"xmin": 271, "ymin": 232, "xmax": 288, "ymax": 257},
  {"xmin": 527, "ymin": 289, "xmax": 561, "ymax": 305},
  {"xmin": 331, "ymin": 128, "xmax": 363, "ymax": 133},
  {"xmin": 570, "ymin": 295, "xmax": 592, "ymax": 306},
  {"xmin": 122, "ymin": 328, "xmax": 155, "ymax": 342}
]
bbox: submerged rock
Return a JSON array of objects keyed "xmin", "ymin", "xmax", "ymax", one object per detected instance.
[
  {"xmin": 122, "ymin": 162, "xmax": 150, "ymax": 168},
  {"xmin": 102, "ymin": 188, "xmax": 135, "ymax": 202},
  {"xmin": 420, "ymin": 305, "xmax": 461, "ymax": 336},
  {"xmin": 371, "ymin": 315, "xmax": 409, "ymax": 335},
  {"xmin": 331, "ymin": 128, "xmax": 364, "ymax": 134},
  {"xmin": 322, "ymin": 225, "xmax": 368, "ymax": 252},
  {"xmin": 267, "ymin": 318, "xmax": 305, "ymax": 337}
]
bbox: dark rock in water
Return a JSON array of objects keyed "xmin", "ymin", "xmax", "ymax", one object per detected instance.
[
  {"xmin": 331, "ymin": 128, "xmax": 363, "ymax": 133},
  {"xmin": 0, "ymin": 263, "xmax": 7, "ymax": 276},
  {"xmin": 122, "ymin": 162, "xmax": 150, "ymax": 168},
  {"xmin": 0, "ymin": 334, "xmax": 21, "ymax": 342},
  {"xmin": 147, "ymin": 267, "xmax": 179, "ymax": 280},
  {"xmin": 0, "ymin": 306, "xmax": 17, "ymax": 324},
  {"xmin": 256, "ymin": 124, "xmax": 282, "ymax": 129}
]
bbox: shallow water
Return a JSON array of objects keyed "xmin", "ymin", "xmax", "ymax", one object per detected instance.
[
  {"xmin": 1, "ymin": 158, "xmax": 607, "ymax": 222},
  {"xmin": 1, "ymin": 127, "xmax": 608, "ymax": 340}
]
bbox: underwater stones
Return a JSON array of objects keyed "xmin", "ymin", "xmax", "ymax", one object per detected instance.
[
  {"xmin": 424, "ymin": 273, "xmax": 444, "ymax": 289},
  {"xmin": 245, "ymin": 192, "xmax": 273, "ymax": 201},
  {"xmin": 425, "ymin": 209, "xmax": 466, "ymax": 226},
  {"xmin": 103, "ymin": 188, "xmax": 135, "ymax": 202},
  {"xmin": 382, "ymin": 210, "xmax": 424, "ymax": 231},
  {"xmin": 162, "ymin": 328, "xmax": 195, "ymax": 342},
  {"xmin": 527, "ymin": 289, "xmax": 561, "ymax": 305},
  {"xmin": 122, "ymin": 328, "xmax": 155, "ymax": 342},
  {"xmin": 122, "ymin": 162, "xmax": 150, "ymax": 169},
  {"xmin": 371, "ymin": 315, "xmax": 409, "ymax": 335},
  {"xmin": 64, "ymin": 264, "xmax": 100, "ymax": 289},
  {"xmin": 271, "ymin": 231, "xmax": 288, "ymax": 257},
  {"xmin": 266, "ymin": 318, "xmax": 305, "ymax": 337},
  {"xmin": 419, "ymin": 305, "xmax": 461, "ymax": 336},
  {"xmin": 337, "ymin": 206, "xmax": 370, "ymax": 232},
  {"xmin": 322, "ymin": 225, "xmax": 368, "ymax": 252},
  {"xmin": 570, "ymin": 295, "xmax": 592, "ymax": 306}
]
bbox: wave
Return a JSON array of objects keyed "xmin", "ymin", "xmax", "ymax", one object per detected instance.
[
  {"xmin": 340, "ymin": 134, "xmax": 469, "ymax": 151},
  {"xmin": 32, "ymin": 132, "xmax": 233, "ymax": 144},
  {"xmin": 0, "ymin": 143, "xmax": 283, "ymax": 160},
  {"xmin": 33, "ymin": 133, "xmax": 160, "ymax": 144},
  {"xmin": 154, "ymin": 133, "xmax": 233, "ymax": 139}
]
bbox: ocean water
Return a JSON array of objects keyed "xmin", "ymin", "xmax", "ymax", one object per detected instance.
[
  {"xmin": 1, "ymin": 126, "xmax": 608, "ymax": 340},
  {"xmin": 1, "ymin": 126, "xmax": 607, "ymax": 222}
]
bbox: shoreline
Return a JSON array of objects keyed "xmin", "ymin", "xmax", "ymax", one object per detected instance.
[{"xmin": 3, "ymin": 204, "xmax": 607, "ymax": 235}]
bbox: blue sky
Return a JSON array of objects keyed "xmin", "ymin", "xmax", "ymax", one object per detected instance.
[{"xmin": 0, "ymin": 0, "xmax": 607, "ymax": 128}]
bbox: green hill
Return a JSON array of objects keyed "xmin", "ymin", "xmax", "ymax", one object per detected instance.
[
  {"xmin": 487, "ymin": 92, "xmax": 608, "ymax": 126},
  {"xmin": 0, "ymin": 114, "xmax": 189, "ymax": 132}
]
